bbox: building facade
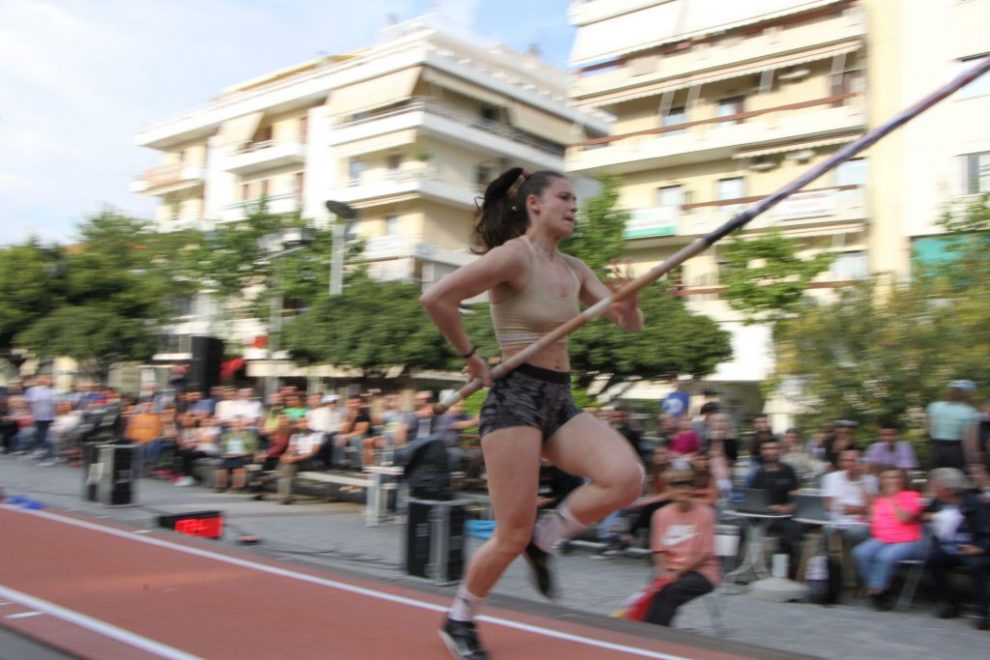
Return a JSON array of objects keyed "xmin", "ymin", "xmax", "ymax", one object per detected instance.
[
  {"xmin": 566, "ymin": 0, "xmax": 988, "ymax": 427},
  {"xmin": 131, "ymin": 17, "xmax": 608, "ymax": 370}
]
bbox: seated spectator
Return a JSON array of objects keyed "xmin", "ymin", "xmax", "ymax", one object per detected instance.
[
  {"xmin": 125, "ymin": 402, "xmax": 163, "ymax": 475},
  {"xmin": 260, "ymin": 392, "xmax": 284, "ymax": 439},
  {"xmin": 750, "ymin": 440, "xmax": 802, "ymax": 575},
  {"xmin": 229, "ymin": 388, "xmax": 262, "ymax": 429},
  {"xmin": 669, "ymin": 417, "xmax": 699, "ymax": 458},
  {"xmin": 277, "ymin": 419, "xmax": 326, "ymax": 504},
  {"xmin": 852, "ymin": 468, "xmax": 926, "ymax": 610},
  {"xmin": 281, "ymin": 393, "xmax": 309, "ymax": 422},
  {"xmin": 865, "ymin": 422, "xmax": 919, "ymax": 474},
  {"xmin": 148, "ymin": 406, "xmax": 179, "ymax": 476},
  {"xmin": 706, "ymin": 412, "xmax": 739, "ymax": 467},
  {"xmin": 611, "ymin": 405, "xmax": 645, "ymax": 462},
  {"xmin": 923, "ymin": 467, "xmax": 990, "ymax": 628},
  {"xmin": 49, "ymin": 401, "xmax": 83, "ymax": 464},
  {"xmin": 823, "ymin": 449, "xmax": 877, "ymax": 545},
  {"xmin": 688, "ymin": 451, "xmax": 719, "ymax": 507},
  {"xmin": 334, "ymin": 394, "xmax": 373, "ymax": 470},
  {"xmin": 618, "ymin": 445, "xmax": 674, "ymax": 550},
  {"xmin": 826, "ymin": 420, "xmax": 858, "ymax": 470},
  {"xmin": 781, "ymin": 427, "xmax": 826, "ymax": 487},
  {"xmin": 645, "ymin": 468, "xmax": 720, "ymax": 627},
  {"xmin": 251, "ymin": 413, "xmax": 292, "ymax": 499},
  {"xmin": 214, "ymin": 418, "xmax": 258, "ymax": 492},
  {"xmin": 173, "ymin": 414, "xmax": 215, "ymax": 487},
  {"xmin": 436, "ymin": 399, "xmax": 478, "ymax": 473}
]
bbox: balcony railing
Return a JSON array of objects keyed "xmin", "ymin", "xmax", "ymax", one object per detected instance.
[
  {"xmin": 132, "ymin": 163, "xmax": 205, "ymax": 194},
  {"xmin": 334, "ymin": 96, "xmax": 565, "ymax": 156},
  {"xmin": 220, "ymin": 193, "xmax": 300, "ymax": 222},
  {"xmin": 225, "ymin": 140, "xmax": 306, "ymax": 175}
]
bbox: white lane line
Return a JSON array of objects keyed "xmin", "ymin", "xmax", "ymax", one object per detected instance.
[
  {"xmin": 0, "ymin": 585, "xmax": 198, "ymax": 660},
  {"xmin": 3, "ymin": 506, "xmax": 689, "ymax": 660},
  {"xmin": 6, "ymin": 611, "xmax": 43, "ymax": 619}
]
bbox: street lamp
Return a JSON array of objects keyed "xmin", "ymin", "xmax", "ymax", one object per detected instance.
[
  {"xmin": 257, "ymin": 228, "xmax": 314, "ymax": 397},
  {"xmin": 324, "ymin": 200, "xmax": 357, "ymax": 296}
]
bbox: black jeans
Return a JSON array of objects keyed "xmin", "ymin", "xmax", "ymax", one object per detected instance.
[
  {"xmin": 929, "ymin": 544, "xmax": 990, "ymax": 616},
  {"xmin": 929, "ymin": 441, "xmax": 965, "ymax": 470},
  {"xmin": 644, "ymin": 571, "xmax": 714, "ymax": 626}
]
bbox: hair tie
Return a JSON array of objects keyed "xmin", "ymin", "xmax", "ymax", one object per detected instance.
[{"xmin": 521, "ymin": 169, "xmax": 531, "ymax": 180}]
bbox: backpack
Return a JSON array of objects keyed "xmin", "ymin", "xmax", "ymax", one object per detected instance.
[
  {"xmin": 805, "ymin": 552, "xmax": 842, "ymax": 605},
  {"xmin": 399, "ymin": 433, "xmax": 452, "ymax": 501}
]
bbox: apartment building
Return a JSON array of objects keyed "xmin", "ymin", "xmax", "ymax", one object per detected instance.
[
  {"xmin": 131, "ymin": 16, "xmax": 608, "ymax": 366},
  {"xmin": 566, "ymin": 0, "xmax": 871, "ymax": 422}
]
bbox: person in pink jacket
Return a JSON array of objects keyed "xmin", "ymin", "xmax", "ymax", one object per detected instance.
[{"xmin": 853, "ymin": 467, "xmax": 927, "ymax": 610}]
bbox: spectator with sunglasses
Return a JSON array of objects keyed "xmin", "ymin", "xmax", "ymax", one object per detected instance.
[{"xmin": 646, "ymin": 468, "xmax": 720, "ymax": 626}]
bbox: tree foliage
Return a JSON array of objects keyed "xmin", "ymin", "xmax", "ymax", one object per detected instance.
[
  {"xmin": 774, "ymin": 196, "xmax": 990, "ymax": 432},
  {"xmin": 719, "ymin": 229, "xmax": 835, "ymax": 326},
  {"xmin": 11, "ymin": 211, "xmax": 197, "ymax": 382},
  {"xmin": 0, "ymin": 240, "xmax": 65, "ymax": 368}
]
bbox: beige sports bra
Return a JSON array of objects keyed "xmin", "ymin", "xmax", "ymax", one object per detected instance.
[{"xmin": 490, "ymin": 236, "xmax": 581, "ymax": 349}]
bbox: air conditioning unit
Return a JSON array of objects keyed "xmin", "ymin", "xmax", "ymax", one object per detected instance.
[
  {"xmin": 749, "ymin": 156, "xmax": 776, "ymax": 172},
  {"xmin": 778, "ymin": 66, "xmax": 811, "ymax": 82}
]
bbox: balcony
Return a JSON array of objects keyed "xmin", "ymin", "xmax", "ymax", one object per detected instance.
[
  {"xmin": 325, "ymin": 167, "xmax": 478, "ymax": 210},
  {"xmin": 571, "ymin": 8, "xmax": 865, "ymax": 102},
  {"xmin": 131, "ymin": 163, "xmax": 205, "ymax": 195},
  {"xmin": 330, "ymin": 97, "xmax": 565, "ymax": 167},
  {"xmin": 220, "ymin": 193, "xmax": 300, "ymax": 223},
  {"xmin": 567, "ymin": 94, "xmax": 865, "ymax": 175},
  {"xmin": 674, "ymin": 186, "xmax": 867, "ymax": 237},
  {"xmin": 225, "ymin": 140, "xmax": 306, "ymax": 175}
]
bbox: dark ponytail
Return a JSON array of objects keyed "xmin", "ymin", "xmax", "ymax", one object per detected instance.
[{"xmin": 471, "ymin": 167, "xmax": 567, "ymax": 253}]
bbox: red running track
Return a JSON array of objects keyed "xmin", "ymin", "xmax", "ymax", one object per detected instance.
[{"xmin": 0, "ymin": 506, "xmax": 760, "ymax": 660}]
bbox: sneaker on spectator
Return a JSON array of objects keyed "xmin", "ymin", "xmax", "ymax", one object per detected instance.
[
  {"xmin": 599, "ymin": 538, "xmax": 629, "ymax": 557},
  {"xmin": 38, "ymin": 460, "xmax": 57, "ymax": 467},
  {"xmin": 174, "ymin": 476, "xmax": 195, "ymax": 487}
]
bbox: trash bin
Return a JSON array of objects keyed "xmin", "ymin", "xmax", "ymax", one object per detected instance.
[
  {"xmin": 405, "ymin": 498, "xmax": 467, "ymax": 585},
  {"xmin": 81, "ymin": 442, "xmax": 103, "ymax": 502},
  {"xmin": 98, "ymin": 444, "xmax": 137, "ymax": 506}
]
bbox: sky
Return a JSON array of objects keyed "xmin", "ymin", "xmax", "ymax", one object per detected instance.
[{"xmin": 0, "ymin": 0, "xmax": 575, "ymax": 246}]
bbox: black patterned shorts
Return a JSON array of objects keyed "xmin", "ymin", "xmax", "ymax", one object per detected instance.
[{"xmin": 479, "ymin": 363, "xmax": 582, "ymax": 442}]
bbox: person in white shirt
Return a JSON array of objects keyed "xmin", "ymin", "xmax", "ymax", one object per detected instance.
[
  {"xmin": 277, "ymin": 420, "xmax": 326, "ymax": 504},
  {"xmin": 823, "ymin": 448, "xmax": 877, "ymax": 545},
  {"xmin": 228, "ymin": 388, "xmax": 262, "ymax": 428},
  {"xmin": 213, "ymin": 387, "xmax": 237, "ymax": 427}
]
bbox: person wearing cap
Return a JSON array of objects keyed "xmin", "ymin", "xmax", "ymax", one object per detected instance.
[{"xmin": 926, "ymin": 380, "xmax": 981, "ymax": 470}]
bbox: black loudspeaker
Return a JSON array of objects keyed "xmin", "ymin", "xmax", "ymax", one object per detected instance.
[
  {"xmin": 189, "ymin": 336, "xmax": 224, "ymax": 395},
  {"xmin": 98, "ymin": 444, "xmax": 136, "ymax": 506},
  {"xmin": 405, "ymin": 498, "xmax": 466, "ymax": 584}
]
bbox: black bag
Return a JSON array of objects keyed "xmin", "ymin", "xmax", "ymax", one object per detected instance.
[
  {"xmin": 400, "ymin": 434, "xmax": 452, "ymax": 501},
  {"xmin": 806, "ymin": 553, "xmax": 842, "ymax": 605}
]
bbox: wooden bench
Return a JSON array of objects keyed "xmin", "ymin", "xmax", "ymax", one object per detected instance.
[{"xmin": 297, "ymin": 467, "xmax": 401, "ymax": 526}]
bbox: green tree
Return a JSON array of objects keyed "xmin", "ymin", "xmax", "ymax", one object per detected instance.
[
  {"xmin": 773, "ymin": 196, "xmax": 990, "ymax": 436},
  {"xmin": 719, "ymin": 229, "xmax": 835, "ymax": 329},
  {"xmin": 13, "ymin": 211, "xmax": 195, "ymax": 383},
  {"xmin": 283, "ymin": 271, "xmax": 459, "ymax": 379},
  {"xmin": 0, "ymin": 240, "xmax": 66, "ymax": 369}
]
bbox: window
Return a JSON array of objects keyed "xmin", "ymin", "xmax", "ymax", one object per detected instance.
[
  {"xmin": 348, "ymin": 159, "xmax": 366, "ymax": 185},
  {"xmin": 955, "ymin": 56, "xmax": 990, "ymax": 99},
  {"xmin": 387, "ymin": 153, "xmax": 402, "ymax": 172},
  {"xmin": 260, "ymin": 179, "xmax": 270, "ymax": 198},
  {"xmin": 294, "ymin": 172, "xmax": 304, "ymax": 198},
  {"xmin": 963, "ymin": 152, "xmax": 990, "ymax": 194},
  {"xmin": 385, "ymin": 215, "xmax": 399, "ymax": 236},
  {"xmin": 834, "ymin": 158, "xmax": 868, "ymax": 187},
  {"xmin": 254, "ymin": 125, "xmax": 273, "ymax": 144},
  {"xmin": 299, "ymin": 116, "xmax": 308, "ymax": 141},
  {"xmin": 480, "ymin": 106, "xmax": 498, "ymax": 122},
  {"xmin": 831, "ymin": 251, "xmax": 869, "ymax": 280},
  {"xmin": 717, "ymin": 96, "xmax": 744, "ymax": 125},
  {"xmin": 662, "ymin": 106, "xmax": 686, "ymax": 135},
  {"xmin": 716, "ymin": 177, "xmax": 745, "ymax": 201},
  {"xmin": 475, "ymin": 164, "xmax": 494, "ymax": 189},
  {"xmin": 241, "ymin": 182, "xmax": 251, "ymax": 202},
  {"xmin": 656, "ymin": 185, "xmax": 684, "ymax": 211}
]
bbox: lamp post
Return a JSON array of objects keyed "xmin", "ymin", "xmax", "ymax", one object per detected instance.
[
  {"xmin": 257, "ymin": 228, "xmax": 314, "ymax": 398},
  {"xmin": 324, "ymin": 200, "xmax": 357, "ymax": 296}
]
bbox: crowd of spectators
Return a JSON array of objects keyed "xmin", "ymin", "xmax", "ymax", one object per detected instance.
[{"xmin": 0, "ymin": 380, "xmax": 480, "ymax": 506}]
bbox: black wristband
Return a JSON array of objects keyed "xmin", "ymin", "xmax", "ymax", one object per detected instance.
[{"xmin": 461, "ymin": 346, "xmax": 477, "ymax": 359}]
